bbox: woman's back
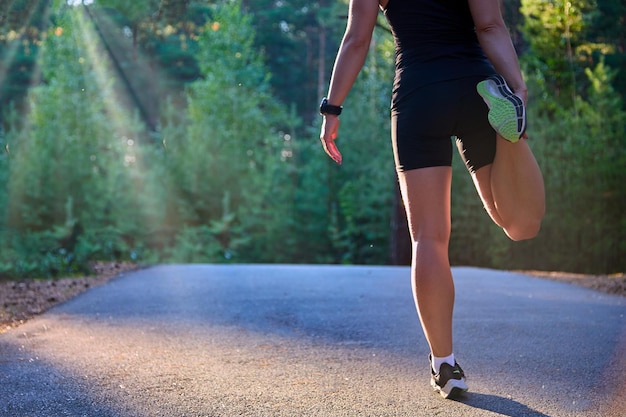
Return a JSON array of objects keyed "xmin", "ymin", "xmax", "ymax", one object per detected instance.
[{"xmin": 384, "ymin": 0, "xmax": 494, "ymax": 91}]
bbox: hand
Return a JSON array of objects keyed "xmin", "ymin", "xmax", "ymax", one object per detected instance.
[
  {"xmin": 514, "ymin": 88, "xmax": 528, "ymax": 140},
  {"xmin": 515, "ymin": 88, "xmax": 528, "ymax": 105},
  {"xmin": 319, "ymin": 115, "xmax": 342, "ymax": 164}
]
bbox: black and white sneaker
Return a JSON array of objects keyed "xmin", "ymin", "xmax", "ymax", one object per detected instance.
[{"xmin": 430, "ymin": 359, "xmax": 468, "ymax": 399}]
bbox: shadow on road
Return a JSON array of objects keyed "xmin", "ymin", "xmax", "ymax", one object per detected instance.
[{"xmin": 456, "ymin": 392, "xmax": 551, "ymax": 417}]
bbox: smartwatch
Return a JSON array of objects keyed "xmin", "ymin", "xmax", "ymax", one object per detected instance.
[{"xmin": 319, "ymin": 98, "xmax": 343, "ymax": 116}]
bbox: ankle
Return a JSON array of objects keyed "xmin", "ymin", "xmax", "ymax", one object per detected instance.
[{"xmin": 431, "ymin": 353, "xmax": 455, "ymax": 374}]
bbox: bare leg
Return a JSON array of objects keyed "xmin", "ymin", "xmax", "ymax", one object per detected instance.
[
  {"xmin": 471, "ymin": 136, "xmax": 545, "ymax": 241},
  {"xmin": 398, "ymin": 166, "xmax": 454, "ymax": 357}
]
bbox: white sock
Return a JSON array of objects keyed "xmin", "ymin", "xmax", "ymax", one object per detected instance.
[{"xmin": 432, "ymin": 353, "xmax": 455, "ymax": 374}]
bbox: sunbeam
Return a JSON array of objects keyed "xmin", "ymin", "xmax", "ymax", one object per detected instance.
[
  {"xmin": 3, "ymin": 2, "xmax": 165, "ymax": 261},
  {"xmin": 67, "ymin": 6, "xmax": 164, "ymax": 253},
  {"xmin": 70, "ymin": 7, "xmax": 136, "ymax": 135},
  {"xmin": 2, "ymin": 0, "xmax": 190, "ymax": 270},
  {"xmin": 65, "ymin": 4, "xmax": 179, "ymax": 255},
  {"xmin": 0, "ymin": 0, "xmax": 51, "ymax": 110}
]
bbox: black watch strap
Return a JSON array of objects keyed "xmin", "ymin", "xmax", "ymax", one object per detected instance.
[{"xmin": 319, "ymin": 98, "xmax": 343, "ymax": 116}]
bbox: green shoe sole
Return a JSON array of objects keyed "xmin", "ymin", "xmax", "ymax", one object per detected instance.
[{"xmin": 477, "ymin": 74, "xmax": 526, "ymax": 143}]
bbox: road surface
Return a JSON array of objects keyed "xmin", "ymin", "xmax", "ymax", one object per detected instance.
[{"xmin": 1, "ymin": 264, "xmax": 624, "ymax": 416}]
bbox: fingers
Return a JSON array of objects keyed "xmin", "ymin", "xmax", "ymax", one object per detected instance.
[
  {"xmin": 323, "ymin": 138, "xmax": 343, "ymax": 165},
  {"xmin": 320, "ymin": 116, "xmax": 343, "ymax": 165}
]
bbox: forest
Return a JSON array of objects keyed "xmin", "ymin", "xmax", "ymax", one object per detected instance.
[{"xmin": 0, "ymin": 0, "xmax": 624, "ymax": 279}]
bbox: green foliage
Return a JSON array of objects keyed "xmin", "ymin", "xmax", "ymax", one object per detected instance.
[
  {"xmin": 336, "ymin": 83, "xmax": 395, "ymax": 261},
  {"xmin": 162, "ymin": 2, "xmax": 285, "ymax": 263},
  {"xmin": 0, "ymin": 6, "xmax": 157, "ymax": 277},
  {"xmin": 163, "ymin": 225, "xmax": 236, "ymax": 264},
  {"xmin": 526, "ymin": 62, "xmax": 626, "ymax": 273},
  {"xmin": 302, "ymin": 25, "xmax": 396, "ymax": 265},
  {"xmin": 586, "ymin": 0, "xmax": 626, "ymax": 106},
  {"xmin": 246, "ymin": 0, "xmax": 347, "ymax": 128},
  {"xmin": 520, "ymin": 0, "xmax": 590, "ymax": 107},
  {"xmin": 1, "ymin": 0, "xmax": 624, "ymax": 278},
  {"xmin": 0, "ymin": 0, "xmax": 50, "ymax": 113},
  {"xmin": 138, "ymin": 1, "xmax": 303, "ymax": 265},
  {"xmin": 93, "ymin": 0, "xmax": 160, "ymax": 24},
  {"xmin": 520, "ymin": 0, "xmax": 625, "ymax": 110}
]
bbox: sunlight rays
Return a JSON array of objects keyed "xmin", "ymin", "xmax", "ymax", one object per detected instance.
[
  {"xmin": 4, "ymin": 2, "xmax": 169, "ymax": 256},
  {"xmin": 1, "ymin": 1, "xmax": 53, "ymax": 228},
  {"xmin": 70, "ymin": 7, "xmax": 135, "ymax": 137},
  {"xmin": 67, "ymin": 4, "xmax": 180, "ymax": 254},
  {"xmin": 69, "ymin": 6, "xmax": 162, "ymax": 246},
  {"xmin": 0, "ymin": 0, "xmax": 50, "ymax": 108}
]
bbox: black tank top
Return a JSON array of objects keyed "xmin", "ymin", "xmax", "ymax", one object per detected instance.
[{"xmin": 384, "ymin": 0, "xmax": 495, "ymax": 100}]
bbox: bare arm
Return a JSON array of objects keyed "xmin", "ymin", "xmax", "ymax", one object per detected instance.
[
  {"xmin": 469, "ymin": 0, "xmax": 527, "ymax": 102},
  {"xmin": 326, "ymin": 0, "xmax": 380, "ymax": 105},
  {"xmin": 320, "ymin": 0, "xmax": 380, "ymax": 164}
]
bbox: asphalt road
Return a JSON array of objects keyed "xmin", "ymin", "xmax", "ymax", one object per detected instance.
[{"xmin": 1, "ymin": 264, "xmax": 624, "ymax": 417}]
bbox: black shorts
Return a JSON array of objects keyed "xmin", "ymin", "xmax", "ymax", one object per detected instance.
[{"xmin": 391, "ymin": 75, "xmax": 496, "ymax": 173}]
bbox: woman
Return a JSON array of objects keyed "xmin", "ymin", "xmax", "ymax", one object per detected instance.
[{"xmin": 319, "ymin": 0, "xmax": 545, "ymax": 399}]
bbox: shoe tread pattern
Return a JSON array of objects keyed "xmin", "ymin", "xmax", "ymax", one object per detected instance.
[{"xmin": 477, "ymin": 74, "xmax": 526, "ymax": 142}]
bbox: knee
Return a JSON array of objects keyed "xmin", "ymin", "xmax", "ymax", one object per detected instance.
[
  {"xmin": 411, "ymin": 231, "xmax": 452, "ymax": 259},
  {"xmin": 505, "ymin": 218, "xmax": 542, "ymax": 241}
]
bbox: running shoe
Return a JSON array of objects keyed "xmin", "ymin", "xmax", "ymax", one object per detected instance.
[
  {"xmin": 430, "ymin": 357, "xmax": 468, "ymax": 399},
  {"xmin": 477, "ymin": 74, "xmax": 526, "ymax": 143}
]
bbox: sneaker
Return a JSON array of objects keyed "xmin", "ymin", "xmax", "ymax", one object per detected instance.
[
  {"xmin": 476, "ymin": 74, "xmax": 526, "ymax": 143},
  {"xmin": 430, "ymin": 358, "xmax": 468, "ymax": 399}
]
